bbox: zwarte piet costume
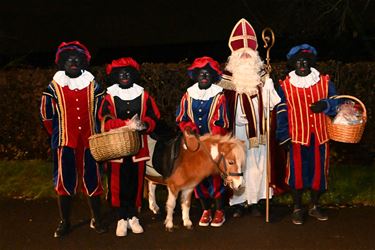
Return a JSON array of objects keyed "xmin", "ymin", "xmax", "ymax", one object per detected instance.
[
  {"xmin": 99, "ymin": 57, "xmax": 160, "ymax": 236},
  {"xmin": 276, "ymin": 44, "xmax": 339, "ymax": 225},
  {"xmin": 176, "ymin": 56, "xmax": 229, "ymax": 227},
  {"xmin": 40, "ymin": 41, "xmax": 107, "ymax": 237}
]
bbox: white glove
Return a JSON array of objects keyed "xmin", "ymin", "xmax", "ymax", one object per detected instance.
[{"xmin": 262, "ymin": 78, "xmax": 281, "ymax": 110}]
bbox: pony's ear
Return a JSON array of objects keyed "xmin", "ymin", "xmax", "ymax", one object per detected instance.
[{"xmin": 183, "ymin": 129, "xmax": 200, "ymax": 151}]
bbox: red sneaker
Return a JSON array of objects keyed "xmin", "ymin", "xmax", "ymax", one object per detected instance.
[
  {"xmin": 199, "ymin": 209, "xmax": 212, "ymax": 226},
  {"xmin": 211, "ymin": 210, "xmax": 225, "ymax": 227}
]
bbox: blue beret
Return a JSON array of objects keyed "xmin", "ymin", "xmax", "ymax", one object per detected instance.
[{"xmin": 286, "ymin": 44, "xmax": 317, "ymax": 60}]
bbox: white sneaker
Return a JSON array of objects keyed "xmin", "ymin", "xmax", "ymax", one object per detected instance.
[
  {"xmin": 116, "ymin": 219, "xmax": 127, "ymax": 237},
  {"xmin": 127, "ymin": 216, "xmax": 144, "ymax": 234}
]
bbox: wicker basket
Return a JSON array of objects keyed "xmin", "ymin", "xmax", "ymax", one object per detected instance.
[
  {"xmin": 89, "ymin": 116, "xmax": 140, "ymax": 162},
  {"xmin": 326, "ymin": 95, "xmax": 367, "ymax": 143}
]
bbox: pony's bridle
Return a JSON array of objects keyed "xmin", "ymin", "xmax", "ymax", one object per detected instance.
[
  {"xmin": 214, "ymin": 153, "xmax": 243, "ymax": 186},
  {"xmin": 184, "ymin": 132, "xmax": 243, "ymax": 185}
]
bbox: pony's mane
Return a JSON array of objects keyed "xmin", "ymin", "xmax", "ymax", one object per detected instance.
[
  {"xmin": 200, "ymin": 133, "xmax": 237, "ymax": 144},
  {"xmin": 200, "ymin": 133, "xmax": 246, "ymax": 166}
]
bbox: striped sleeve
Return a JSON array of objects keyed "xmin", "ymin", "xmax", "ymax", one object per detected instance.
[
  {"xmin": 276, "ymin": 84, "xmax": 290, "ymax": 145},
  {"xmin": 176, "ymin": 92, "xmax": 197, "ymax": 132},
  {"xmin": 324, "ymin": 79, "xmax": 339, "ymax": 116},
  {"xmin": 211, "ymin": 93, "xmax": 229, "ymax": 135},
  {"xmin": 39, "ymin": 89, "xmax": 55, "ymax": 135}
]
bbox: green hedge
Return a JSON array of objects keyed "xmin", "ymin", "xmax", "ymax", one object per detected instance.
[{"xmin": 0, "ymin": 61, "xmax": 374, "ymax": 163}]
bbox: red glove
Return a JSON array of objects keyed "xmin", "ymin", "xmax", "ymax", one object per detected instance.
[
  {"xmin": 104, "ymin": 119, "xmax": 127, "ymax": 131},
  {"xmin": 211, "ymin": 126, "xmax": 226, "ymax": 135},
  {"xmin": 183, "ymin": 125, "xmax": 198, "ymax": 135}
]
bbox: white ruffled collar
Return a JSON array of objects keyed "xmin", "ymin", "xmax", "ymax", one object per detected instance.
[
  {"xmin": 53, "ymin": 70, "xmax": 94, "ymax": 90},
  {"xmin": 187, "ymin": 83, "xmax": 223, "ymax": 100},
  {"xmin": 106, "ymin": 83, "xmax": 144, "ymax": 101},
  {"xmin": 289, "ymin": 67, "xmax": 320, "ymax": 88}
]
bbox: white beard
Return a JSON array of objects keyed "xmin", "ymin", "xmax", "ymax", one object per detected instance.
[{"xmin": 225, "ymin": 49, "xmax": 263, "ymax": 93}]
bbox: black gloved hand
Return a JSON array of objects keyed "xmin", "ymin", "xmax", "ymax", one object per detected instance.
[
  {"xmin": 280, "ymin": 140, "xmax": 291, "ymax": 151},
  {"xmin": 140, "ymin": 122, "xmax": 149, "ymax": 134},
  {"xmin": 310, "ymin": 100, "xmax": 327, "ymax": 113}
]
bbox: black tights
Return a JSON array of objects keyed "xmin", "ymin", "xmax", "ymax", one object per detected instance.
[
  {"xmin": 292, "ymin": 189, "xmax": 322, "ymax": 210},
  {"xmin": 200, "ymin": 198, "xmax": 223, "ymax": 211},
  {"xmin": 116, "ymin": 205, "xmax": 136, "ymax": 220}
]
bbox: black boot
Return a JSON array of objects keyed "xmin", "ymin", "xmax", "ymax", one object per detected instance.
[
  {"xmin": 88, "ymin": 196, "xmax": 108, "ymax": 234},
  {"xmin": 291, "ymin": 189, "xmax": 304, "ymax": 225},
  {"xmin": 232, "ymin": 203, "xmax": 245, "ymax": 218},
  {"xmin": 310, "ymin": 190, "xmax": 321, "ymax": 206},
  {"xmin": 54, "ymin": 195, "xmax": 71, "ymax": 238},
  {"xmin": 309, "ymin": 190, "xmax": 328, "ymax": 221},
  {"xmin": 292, "ymin": 189, "xmax": 303, "ymax": 210},
  {"xmin": 249, "ymin": 203, "xmax": 262, "ymax": 217}
]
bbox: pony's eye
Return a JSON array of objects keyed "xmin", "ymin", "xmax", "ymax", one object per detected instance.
[{"xmin": 228, "ymin": 160, "xmax": 235, "ymax": 165}]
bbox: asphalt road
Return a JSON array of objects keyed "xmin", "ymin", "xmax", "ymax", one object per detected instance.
[{"xmin": 0, "ymin": 198, "xmax": 374, "ymax": 250}]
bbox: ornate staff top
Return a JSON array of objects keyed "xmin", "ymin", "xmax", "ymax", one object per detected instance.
[{"xmin": 261, "ymin": 27, "xmax": 275, "ymax": 74}]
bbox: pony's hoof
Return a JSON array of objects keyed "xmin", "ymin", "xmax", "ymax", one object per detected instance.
[
  {"xmin": 149, "ymin": 205, "xmax": 160, "ymax": 215},
  {"xmin": 185, "ymin": 224, "xmax": 193, "ymax": 230},
  {"xmin": 164, "ymin": 220, "xmax": 174, "ymax": 230},
  {"xmin": 148, "ymin": 202, "xmax": 160, "ymax": 214},
  {"xmin": 165, "ymin": 226, "xmax": 174, "ymax": 232},
  {"xmin": 183, "ymin": 220, "xmax": 193, "ymax": 229},
  {"xmin": 151, "ymin": 209, "xmax": 160, "ymax": 215}
]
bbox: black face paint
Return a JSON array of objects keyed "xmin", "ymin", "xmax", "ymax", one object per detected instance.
[
  {"xmin": 294, "ymin": 57, "xmax": 311, "ymax": 77},
  {"xmin": 64, "ymin": 54, "xmax": 83, "ymax": 78},
  {"xmin": 197, "ymin": 68, "xmax": 214, "ymax": 90},
  {"xmin": 114, "ymin": 67, "xmax": 139, "ymax": 89}
]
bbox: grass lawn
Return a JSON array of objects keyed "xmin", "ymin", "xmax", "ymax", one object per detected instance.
[
  {"xmin": 274, "ymin": 163, "xmax": 375, "ymax": 206},
  {"xmin": 0, "ymin": 160, "xmax": 374, "ymax": 206},
  {"xmin": 0, "ymin": 160, "xmax": 55, "ymax": 199}
]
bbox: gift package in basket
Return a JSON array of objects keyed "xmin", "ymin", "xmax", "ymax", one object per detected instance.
[
  {"xmin": 326, "ymin": 95, "xmax": 367, "ymax": 143},
  {"xmin": 89, "ymin": 115, "xmax": 146, "ymax": 162}
]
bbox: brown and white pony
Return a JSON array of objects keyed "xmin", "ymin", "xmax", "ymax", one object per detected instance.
[{"xmin": 146, "ymin": 129, "xmax": 245, "ymax": 231}]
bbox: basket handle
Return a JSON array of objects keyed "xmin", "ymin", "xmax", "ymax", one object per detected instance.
[
  {"xmin": 331, "ymin": 95, "xmax": 367, "ymax": 122},
  {"xmin": 100, "ymin": 114, "xmax": 116, "ymax": 133}
]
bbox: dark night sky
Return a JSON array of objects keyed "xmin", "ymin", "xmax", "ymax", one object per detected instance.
[{"xmin": 1, "ymin": 0, "xmax": 375, "ymax": 66}]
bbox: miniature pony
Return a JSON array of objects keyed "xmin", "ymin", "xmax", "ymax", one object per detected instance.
[{"xmin": 146, "ymin": 129, "xmax": 245, "ymax": 231}]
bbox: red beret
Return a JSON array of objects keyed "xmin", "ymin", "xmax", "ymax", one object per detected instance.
[
  {"xmin": 187, "ymin": 56, "xmax": 222, "ymax": 79},
  {"xmin": 55, "ymin": 41, "xmax": 91, "ymax": 64},
  {"xmin": 106, "ymin": 57, "xmax": 140, "ymax": 75}
]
